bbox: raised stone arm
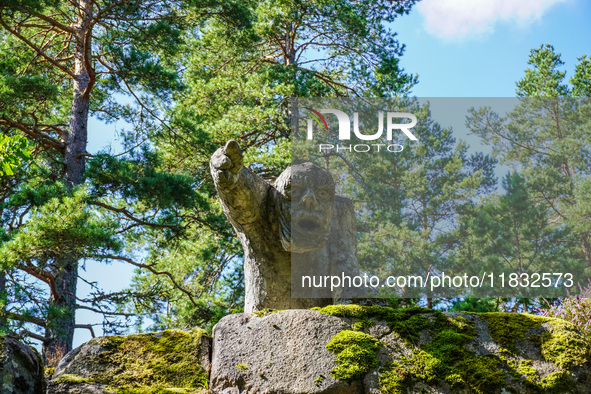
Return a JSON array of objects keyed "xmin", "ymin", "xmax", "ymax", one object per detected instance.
[
  {"xmin": 209, "ymin": 140, "xmax": 269, "ymax": 228},
  {"xmin": 211, "ymin": 140, "xmax": 363, "ymax": 311}
]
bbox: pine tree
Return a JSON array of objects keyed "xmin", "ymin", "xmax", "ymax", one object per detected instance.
[
  {"xmin": 468, "ymin": 44, "xmax": 591, "ymax": 268},
  {"xmin": 0, "ymin": 0, "xmax": 240, "ymax": 363}
]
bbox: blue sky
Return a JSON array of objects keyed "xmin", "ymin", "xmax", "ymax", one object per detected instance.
[
  {"xmin": 77, "ymin": 0, "xmax": 591, "ymax": 347},
  {"xmin": 395, "ymin": 0, "xmax": 590, "ymax": 97}
]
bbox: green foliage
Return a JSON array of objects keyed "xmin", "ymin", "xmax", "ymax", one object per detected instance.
[
  {"xmin": 0, "ymin": 73, "xmax": 58, "ymax": 119},
  {"xmin": 516, "ymin": 44, "xmax": 570, "ymax": 97},
  {"xmin": 313, "ymin": 100, "xmax": 497, "ymax": 299},
  {"xmin": 0, "ymin": 189, "xmax": 121, "ymax": 267},
  {"xmin": 86, "ymin": 151, "xmax": 202, "ymax": 210},
  {"xmin": 449, "ymin": 172, "xmax": 582, "ymax": 298},
  {"xmin": 158, "ymin": 0, "xmax": 419, "ymax": 173},
  {"xmin": 571, "ymin": 55, "xmax": 591, "ymax": 96},
  {"xmin": 450, "ymin": 298, "xmax": 500, "ymax": 313},
  {"xmin": 0, "ymin": 134, "xmax": 31, "ymax": 176},
  {"xmin": 120, "ymin": 200, "xmax": 244, "ymax": 333},
  {"xmin": 468, "ymin": 44, "xmax": 591, "ymax": 272}
]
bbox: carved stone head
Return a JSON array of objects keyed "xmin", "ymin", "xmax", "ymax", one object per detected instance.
[{"xmin": 275, "ymin": 163, "xmax": 335, "ymax": 253}]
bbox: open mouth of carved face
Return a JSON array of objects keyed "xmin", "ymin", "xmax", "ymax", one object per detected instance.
[{"xmin": 296, "ymin": 217, "xmax": 321, "ymax": 233}]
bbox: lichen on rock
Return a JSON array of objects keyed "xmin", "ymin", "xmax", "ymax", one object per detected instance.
[
  {"xmin": 48, "ymin": 328, "xmax": 210, "ymax": 394},
  {"xmin": 0, "ymin": 335, "xmax": 46, "ymax": 394}
]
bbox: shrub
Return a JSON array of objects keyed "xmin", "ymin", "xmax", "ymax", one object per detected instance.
[{"xmin": 537, "ymin": 281, "xmax": 591, "ymax": 342}]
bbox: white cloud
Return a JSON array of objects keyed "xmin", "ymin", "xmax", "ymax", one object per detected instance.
[{"xmin": 417, "ymin": 0, "xmax": 570, "ymax": 41}]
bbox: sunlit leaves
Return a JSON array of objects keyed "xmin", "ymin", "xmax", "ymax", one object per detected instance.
[{"xmin": 0, "ymin": 134, "xmax": 31, "ymax": 176}]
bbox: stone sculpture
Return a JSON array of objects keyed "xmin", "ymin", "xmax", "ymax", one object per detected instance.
[{"xmin": 210, "ymin": 140, "xmax": 360, "ymax": 312}]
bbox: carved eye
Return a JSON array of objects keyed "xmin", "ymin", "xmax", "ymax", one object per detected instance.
[
  {"xmin": 317, "ymin": 189, "xmax": 329, "ymax": 199},
  {"xmin": 291, "ymin": 187, "xmax": 303, "ymax": 200}
]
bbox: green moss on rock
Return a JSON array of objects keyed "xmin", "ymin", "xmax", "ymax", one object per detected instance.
[
  {"xmin": 320, "ymin": 305, "xmax": 481, "ymax": 392},
  {"xmin": 54, "ymin": 328, "xmax": 209, "ymax": 393},
  {"xmin": 326, "ymin": 330, "xmax": 380, "ymax": 381},
  {"xmin": 315, "ymin": 304, "xmax": 441, "ymax": 344},
  {"xmin": 116, "ymin": 387, "xmax": 206, "ymax": 394},
  {"xmin": 352, "ymin": 320, "xmax": 374, "ymax": 331},
  {"xmin": 457, "ymin": 356, "xmax": 505, "ymax": 394},
  {"xmin": 444, "ymin": 373, "xmax": 465, "ymax": 388},
  {"xmin": 314, "ymin": 304, "xmax": 433, "ymax": 321},
  {"xmin": 538, "ymin": 370, "xmax": 573, "ymax": 392},
  {"xmin": 480, "ymin": 312, "xmax": 546, "ymax": 352},
  {"xmin": 480, "ymin": 311, "xmax": 589, "ymax": 391},
  {"xmin": 54, "ymin": 374, "xmax": 91, "ymax": 384},
  {"xmin": 377, "ymin": 362, "xmax": 405, "ymax": 393},
  {"xmin": 314, "ymin": 374, "xmax": 325, "ymax": 386},
  {"xmin": 540, "ymin": 319, "xmax": 590, "ymax": 369},
  {"xmin": 45, "ymin": 366, "xmax": 56, "ymax": 379},
  {"xmin": 251, "ymin": 309, "xmax": 280, "ymax": 317},
  {"xmin": 317, "ymin": 305, "xmax": 590, "ymax": 394}
]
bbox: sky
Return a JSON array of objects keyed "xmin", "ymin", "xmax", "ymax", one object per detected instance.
[
  {"xmin": 76, "ymin": 0, "xmax": 591, "ymax": 347},
  {"xmin": 396, "ymin": 0, "xmax": 590, "ymax": 97}
]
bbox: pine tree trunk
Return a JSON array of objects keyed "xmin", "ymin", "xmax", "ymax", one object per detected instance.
[
  {"xmin": 43, "ymin": 0, "xmax": 93, "ymax": 365},
  {"xmin": 43, "ymin": 258, "xmax": 78, "ymax": 365},
  {"xmin": 0, "ymin": 272, "xmax": 7, "ymax": 333}
]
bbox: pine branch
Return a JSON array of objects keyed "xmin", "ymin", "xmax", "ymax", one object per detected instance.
[
  {"xmin": 76, "ymin": 304, "xmax": 135, "ymax": 317},
  {"xmin": 0, "ymin": 119, "xmax": 65, "ymax": 152},
  {"xmin": 75, "ymin": 324, "xmax": 96, "ymax": 338},
  {"xmin": 19, "ymin": 9, "xmax": 75, "ymax": 34},
  {"xmin": 4, "ymin": 311, "xmax": 46, "ymax": 328},
  {"xmin": 94, "ymin": 254, "xmax": 198, "ymax": 307},
  {"xmin": 89, "ymin": 201, "xmax": 184, "ymax": 231},
  {"xmin": 17, "ymin": 264, "xmax": 61, "ymax": 302},
  {"xmin": 0, "ymin": 17, "xmax": 75, "ymax": 78},
  {"xmin": 19, "ymin": 329, "xmax": 49, "ymax": 343}
]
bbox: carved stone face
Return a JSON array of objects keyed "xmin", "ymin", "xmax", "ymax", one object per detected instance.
[{"xmin": 275, "ymin": 163, "xmax": 335, "ymax": 253}]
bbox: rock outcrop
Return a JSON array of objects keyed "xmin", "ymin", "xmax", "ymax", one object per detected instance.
[
  {"xmin": 47, "ymin": 328, "xmax": 210, "ymax": 394},
  {"xmin": 44, "ymin": 306, "xmax": 591, "ymax": 393},
  {"xmin": 210, "ymin": 309, "xmax": 362, "ymax": 393},
  {"xmin": 0, "ymin": 335, "xmax": 45, "ymax": 394},
  {"xmin": 210, "ymin": 306, "xmax": 591, "ymax": 393}
]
